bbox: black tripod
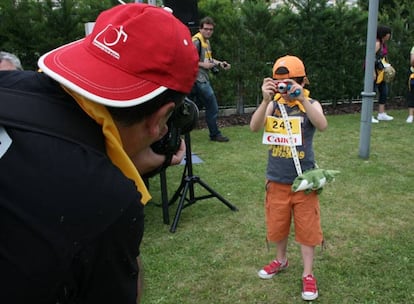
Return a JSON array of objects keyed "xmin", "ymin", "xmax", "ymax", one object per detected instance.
[{"xmin": 168, "ymin": 132, "xmax": 238, "ymax": 232}]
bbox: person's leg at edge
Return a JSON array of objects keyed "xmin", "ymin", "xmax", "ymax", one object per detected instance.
[
  {"xmin": 371, "ymin": 82, "xmax": 379, "ymax": 123},
  {"xmin": 257, "ymin": 237, "xmax": 289, "ymax": 279},
  {"xmin": 301, "ymin": 244, "xmax": 315, "ymax": 277},
  {"xmin": 301, "ymin": 244, "xmax": 318, "ymax": 301},
  {"xmin": 136, "ymin": 256, "xmax": 143, "ymax": 304},
  {"xmin": 406, "ymin": 87, "xmax": 414, "ymax": 123},
  {"xmin": 197, "ymin": 81, "xmax": 220, "ymax": 138},
  {"xmin": 268, "ymin": 183, "xmax": 290, "ymax": 264},
  {"xmin": 258, "ymin": 182, "xmax": 290, "ymax": 279},
  {"xmin": 407, "ymin": 107, "xmax": 414, "ymax": 123},
  {"xmin": 293, "ymin": 190, "xmax": 321, "ymax": 300},
  {"xmin": 276, "ymin": 237, "xmax": 288, "ymax": 263},
  {"xmin": 377, "ymin": 82, "xmax": 393, "ymax": 120},
  {"xmin": 197, "ymin": 81, "xmax": 229, "ymax": 141},
  {"xmin": 378, "ymin": 81, "xmax": 388, "ymax": 114}
]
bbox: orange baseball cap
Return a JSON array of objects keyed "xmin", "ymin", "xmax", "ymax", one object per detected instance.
[{"xmin": 273, "ymin": 55, "xmax": 308, "ymax": 83}]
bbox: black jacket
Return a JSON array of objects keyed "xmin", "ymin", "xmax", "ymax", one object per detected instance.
[{"xmin": 0, "ymin": 71, "xmax": 144, "ymax": 303}]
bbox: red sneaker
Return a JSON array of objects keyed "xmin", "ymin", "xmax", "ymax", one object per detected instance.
[
  {"xmin": 302, "ymin": 274, "xmax": 318, "ymax": 300},
  {"xmin": 257, "ymin": 259, "xmax": 288, "ymax": 279}
]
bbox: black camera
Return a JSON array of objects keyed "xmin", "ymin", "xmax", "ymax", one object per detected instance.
[
  {"xmin": 211, "ymin": 64, "xmax": 220, "ymax": 74},
  {"xmin": 143, "ymin": 98, "xmax": 199, "ymax": 178},
  {"xmin": 151, "ymin": 97, "xmax": 199, "ymax": 156}
]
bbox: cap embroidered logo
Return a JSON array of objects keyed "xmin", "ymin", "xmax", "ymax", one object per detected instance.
[{"xmin": 93, "ymin": 25, "xmax": 128, "ymax": 60}]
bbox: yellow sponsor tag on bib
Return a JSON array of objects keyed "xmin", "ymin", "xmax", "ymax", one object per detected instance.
[
  {"xmin": 265, "ymin": 116, "xmax": 301, "ymax": 134},
  {"xmin": 262, "ymin": 116, "xmax": 302, "ymax": 146}
]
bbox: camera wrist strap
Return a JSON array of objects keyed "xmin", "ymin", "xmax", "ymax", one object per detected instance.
[{"xmin": 277, "ymin": 103, "xmax": 302, "ymax": 176}]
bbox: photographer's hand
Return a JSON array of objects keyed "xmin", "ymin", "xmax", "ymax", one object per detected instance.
[
  {"xmin": 132, "ymin": 140, "xmax": 186, "ymax": 177},
  {"xmin": 280, "ymin": 79, "xmax": 303, "ymax": 101},
  {"xmin": 170, "ymin": 139, "xmax": 185, "ymax": 166},
  {"xmin": 201, "ymin": 61, "xmax": 216, "ymax": 70},
  {"xmin": 250, "ymin": 78, "xmax": 275, "ymax": 132},
  {"xmin": 220, "ymin": 61, "xmax": 231, "ymax": 70},
  {"xmin": 131, "ymin": 147, "xmax": 166, "ymax": 175},
  {"xmin": 262, "ymin": 77, "xmax": 277, "ymax": 103},
  {"xmin": 278, "ymin": 79, "xmax": 328, "ymax": 131}
]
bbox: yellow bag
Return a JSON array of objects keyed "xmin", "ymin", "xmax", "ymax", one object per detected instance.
[
  {"xmin": 376, "ymin": 58, "xmax": 395, "ymax": 83},
  {"xmin": 375, "ymin": 69, "xmax": 384, "ymax": 84},
  {"xmin": 408, "ymin": 73, "xmax": 414, "ymax": 90}
]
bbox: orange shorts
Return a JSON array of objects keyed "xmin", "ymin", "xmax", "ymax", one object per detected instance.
[{"xmin": 265, "ymin": 181, "xmax": 323, "ymax": 246}]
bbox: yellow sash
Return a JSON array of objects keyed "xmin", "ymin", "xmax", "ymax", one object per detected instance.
[
  {"xmin": 274, "ymin": 89, "xmax": 310, "ymax": 113},
  {"xmin": 192, "ymin": 32, "xmax": 212, "ymax": 60},
  {"xmin": 192, "ymin": 32, "xmax": 208, "ymax": 49},
  {"xmin": 62, "ymin": 87, "xmax": 151, "ymax": 205}
]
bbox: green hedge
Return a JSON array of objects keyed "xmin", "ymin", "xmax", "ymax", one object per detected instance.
[{"xmin": 199, "ymin": 0, "xmax": 414, "ymax": 110}]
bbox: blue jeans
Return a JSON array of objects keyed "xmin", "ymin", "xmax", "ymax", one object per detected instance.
[{"xmin": 192, "ymin": 81, "xmax": 221, "ymax": 138}]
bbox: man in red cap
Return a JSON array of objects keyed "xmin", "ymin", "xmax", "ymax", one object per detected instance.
[{"xmin": 0, "ymin": 3, "xmax": 197, "ymax": 303}]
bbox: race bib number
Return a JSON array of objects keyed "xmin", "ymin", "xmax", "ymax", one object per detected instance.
[
  {"xmin": 0, "ymin": 126, "xmax": 12, "ymax": 158},
  {"xmin": 262, "ymin": 116, "xmax": 302, "ymax": 146}
]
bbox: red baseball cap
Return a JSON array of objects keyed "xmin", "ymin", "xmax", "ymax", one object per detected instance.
[{"xmin": 38, "ymin": 3, "xmax": 198, "ymax": 107}]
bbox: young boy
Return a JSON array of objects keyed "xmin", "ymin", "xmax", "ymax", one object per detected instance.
[{"xmin": 250, "ymin": 55, "xmax": 328, "ymax": 301}]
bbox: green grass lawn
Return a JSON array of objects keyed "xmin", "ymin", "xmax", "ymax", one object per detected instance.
[{"xmin": 141, "ymin": 109, "xmax": 413, "ymax": 304}]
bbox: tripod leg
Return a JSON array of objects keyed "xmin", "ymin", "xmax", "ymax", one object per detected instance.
[
  {"xmin": 197, "ymin": 178, "xmax": 239, "ymax": 211},
  {"xmin": 167, "ymin": 131, "xmax": 238, "ymax": 232},
  {"xmin": 159, "ymin": 169, "xmax": 170, "ymax": 225},
  {"xmin": 170, "ymin": 181, "xmax": 191, "ymax": 233},
  {"xmin": 168, "ymin": 182, "xmax": 184, "ymax": 206}
]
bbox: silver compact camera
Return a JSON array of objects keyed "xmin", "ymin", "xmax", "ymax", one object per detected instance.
[{"xmin": 274, "ymin": 81, "xmax": 300, "ymax": 97}]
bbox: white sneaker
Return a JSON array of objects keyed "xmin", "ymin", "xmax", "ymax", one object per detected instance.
[
  {"xmin": 371, "ymin": 116, "xmax": 379, "ymax": 123},
  {"xmin": 377, "ymin": 113, "xmax": 394, "ymax": 121},
  {"xmin": 406, "ymin": 116, "xmax": 413, "ymax": 123}
]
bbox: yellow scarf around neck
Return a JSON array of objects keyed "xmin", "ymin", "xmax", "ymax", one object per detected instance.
[
  {"xmin": 62, "ymin": 86, "xmax": 151, "ymax": 205},
  {"xmin": 274, "ymin": 88, "xmax": 310, "ymax": 113}
]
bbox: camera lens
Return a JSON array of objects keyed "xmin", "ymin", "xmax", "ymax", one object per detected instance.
[{"xmin": 277, "ymin": 82, "xmax": 287, "ymax": 93}]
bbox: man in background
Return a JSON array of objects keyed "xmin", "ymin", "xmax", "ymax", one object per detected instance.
[{"xmin": 191, "ymin": 16, "xmax": 231, "ymax": 142}]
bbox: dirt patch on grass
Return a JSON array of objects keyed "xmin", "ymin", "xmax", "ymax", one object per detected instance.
[{"xmin": 196, "ymin": 97, "xmax": 407, "ymax": 129}]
